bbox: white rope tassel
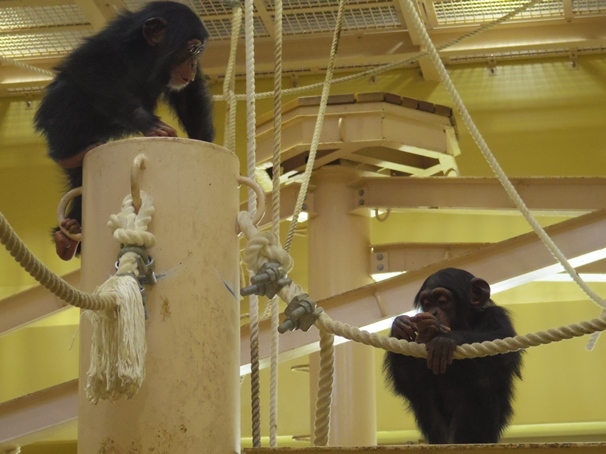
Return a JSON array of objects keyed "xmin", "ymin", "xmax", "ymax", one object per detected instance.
[
  {"xmin": 84, "ymin": 190, "xmax": 155, "ymax": 403},
  {"xmin": 85, "ymin": 275, "xmax": 146, "ymax": 403}
]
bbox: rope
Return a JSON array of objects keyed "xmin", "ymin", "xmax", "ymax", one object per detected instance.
[
  {"xmin": 238, "ymin": 211, "xmax": 302, "ymax": 304},
  {"xmin": 315, "ymin": 312, "xmax": 606, "ymax": 359},
  {"xmin": 223, "ymin": 5, "xmax": 243, "ymax": 153},
  {"xmin": 268, "ymin": 0, "xmax": 285, "ymax": 444},
  {"xmin": 400, "ymin": 0, "xmax": 606, "ymax": 326},
  {"xmin": 239, "ymin": 212, "xmax": 606, "ymax": 358},
  {"xmin": 239, "ymin": 203, "xmax": 606, "ymax": 443},
  {"xmin": 0, "ymin": 55, "xmax": 56, "ymax": 78},
  {"xmin": 107, "ymin": 192, "xmax": 156, "ymax": 249},
  {"xmin": 284, "ymin": 0, "xmax": 347, "ymax": 252},
  {"xmin": 84, "ymin": 189, "xmax": 155, "ymax": 403},
  {"xmin": 0, "ymin": 212, "xmax": 116, "ymax": 311},
  {"xmin": 1, "ymin": 181, "xmax": 155, "ymax": 403},
  {"xmin": 243, "ymin": 0, "xmax": 262, "ymax": 443},
  {"xmin": 313, "ymin": 329, "xmax": 334, "ymax": 446},
  {"xmin": 213, "ymin": 0, "xmax": 545, "ymax": 103}
]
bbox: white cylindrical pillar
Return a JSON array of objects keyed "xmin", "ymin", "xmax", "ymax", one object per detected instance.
[
  {"xmin": 77, "ymin": 138, "xmax": 241, "ymax": 453},
  {"xmin": 307, "ymin": 166, "xmax": 377, "ymax": 447}
]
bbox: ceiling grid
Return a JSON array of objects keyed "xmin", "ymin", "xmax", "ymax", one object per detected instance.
[{"xmin": 0, "ymin": 0, "xmax": 604, "ymax": 94}]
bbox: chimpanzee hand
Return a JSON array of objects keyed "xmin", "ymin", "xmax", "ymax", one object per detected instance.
[
  {"xmin": 391, "ymin": 315, "xmax": 417, "ymax": 341},
  {"xmin": 145, "ymin": 119, "xmax": 177, "ymax": 137},
  {"xmin": 413, "ymin": 312, "xmax": 451, "ymax": 344},
  {"xmin": 129, "ymin": 107, "xmax": 178, "ymax": 137},
  {"xmin": 426, "ymin": 335, "xmax": 457, "ymax": 375}
]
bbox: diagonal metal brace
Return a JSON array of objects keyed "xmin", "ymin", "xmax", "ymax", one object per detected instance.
[
  {"xmin": 241, "ymin": 261, "xmax": 292, "ymax": 299},
  {"xmin": 278, "ymin": 293, "xmax": 323, "ymax": 333}
]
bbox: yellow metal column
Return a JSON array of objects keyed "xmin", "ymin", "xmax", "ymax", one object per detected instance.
[
  {"xmin": 77, "ymin": 138, "xmax": 241, "ymax": 453},
  {"xmin": 308, "ymin": 165, "xmax": 377, "ymax": 446}
]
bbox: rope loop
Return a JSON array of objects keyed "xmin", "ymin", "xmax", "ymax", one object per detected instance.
[
  {"xmin": 131, "ymin": 154, "xmax": 147, "ymax": 214},
  {"xmin": 238, "ymin": 175, "xmax": 266, "ymax": 228},
  {"xmin": 57, "ymin": 187, "xmax": 83, "ymax": 242}
]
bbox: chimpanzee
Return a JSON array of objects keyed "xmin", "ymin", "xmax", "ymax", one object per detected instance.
[
  {"xmin": 34, "ymin": 1, "xmax": 215, "ymax": 260},
  {"xmin": 383, "ymin": 268, "xmax": 522, "ymax": 444}
]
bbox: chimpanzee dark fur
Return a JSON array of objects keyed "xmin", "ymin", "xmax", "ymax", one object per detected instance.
[
  {"xmin": 35, "ymin": 1, "xmax": 215, "ymax": 228},
  {"xmin": 384, "ymin": 268, "xmax": 522, "ymax": 444}
]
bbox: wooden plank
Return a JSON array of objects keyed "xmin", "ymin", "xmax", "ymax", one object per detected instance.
[
  {"xmin": 0, "ymin": 380, "xmax": 78, "ymax": 446},
  {"xmin": 0, "ymin": 270, "xmax": 79, "ymax": 336},
  {"xmin": 353, "ymin": 177, "xmax": 606, "ymax": 212}
]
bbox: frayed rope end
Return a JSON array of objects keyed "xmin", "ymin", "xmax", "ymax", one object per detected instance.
[{"xmin": 85, "ymin": 275, "xmax": 147, "ymax": 404}]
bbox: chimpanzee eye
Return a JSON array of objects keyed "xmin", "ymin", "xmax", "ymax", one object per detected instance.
[{"xmin": 189, "ymin": 43, "xmax": 205, "ymax": 58}]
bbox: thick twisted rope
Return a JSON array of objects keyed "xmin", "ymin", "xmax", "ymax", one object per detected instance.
[
  {"xmin": 84, "ymin": 190, "xmax": 155, "ymax": 403},
  {"xmin": 239, "ymin": 209, "xmax": 606, "ymax": 357},
  {"xmin": 108, "ymin": 191, "xmax": 156, "ymax": 251},
  {"xmin": 223, "ymin": 5, "xmax": 243, "ymax": 153},
  {"xmin": 0, "ymin": 212, "xmax": 116, "ymax": 311},
  {"xmin": 268, "ymin": 0, "xmax": 285, "ymax": 444},
  {"xmin": 1, "ymin": 183, "xmax": 155, "ymax": 403},
  {"xmin": 315, "ymin": 312, "xmax": 606, "ymax": 360},
  {"xmin": 238, "ymin": 211, "xmax": 303, "ymax": 303},
  {"xmin": 313, "ymin": 329, "xmax": 334, "ymax": 447},
  {"xmin": 243, "ymin": 0, "xmax": 262, "ymax": 443}
]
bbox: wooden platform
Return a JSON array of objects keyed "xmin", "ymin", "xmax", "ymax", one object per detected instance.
[
  {"xmin": 255, "ymin": 92, "xmax": 461, "ymax": 181},
  {"xmin": 244, "ymin": 442, "xmax": 606, "ymax": 453}
]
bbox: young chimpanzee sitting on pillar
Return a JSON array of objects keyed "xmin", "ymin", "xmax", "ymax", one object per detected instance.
[
  {"xmin": 35, "ymin": 1, "xmax": 215, "ymax": 260},
  {"xmin": 384, "ymin": 268, "xmax": 523, "ymax": 444}
]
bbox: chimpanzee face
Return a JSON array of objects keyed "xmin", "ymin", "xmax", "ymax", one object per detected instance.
[
  {"xmin": 417, "ymin": 286, "xmax": 456, "ymax": 328},
  {"xmin": 168, "ymin": 39, "xmax": 206, "ymax": 90}
]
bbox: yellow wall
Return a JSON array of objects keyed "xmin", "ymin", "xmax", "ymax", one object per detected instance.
[{"xmin": 1, "ymin": 54, "xmax": 606, "ymax": 447}]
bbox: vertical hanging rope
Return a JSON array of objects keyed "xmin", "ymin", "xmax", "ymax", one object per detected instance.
[
  {"xmin": 284, "ymin": 0, "xmax": 347, "ymax": 253},
  {"xmin": 313, "ymin": 329, "xmax": 335, "ymax": 446},
  {"xmin": 269, "ymin": 0, "xmax": 284, "ymax": 446},
  {"xmin": 244, "ymin": 0, "xmax": 262, "ymax": 445},
  {"xmin": 223, "ymin": 4, "xmax": 243, "ymax": 152}
]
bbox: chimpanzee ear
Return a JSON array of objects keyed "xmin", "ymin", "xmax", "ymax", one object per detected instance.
[
  {"xmin": 470, "ymin": 277, "xmax": 491, "ymax": 310},
  {"xmin": 143, "ymin": 18, "xmax": 167, "ymax": 46}
]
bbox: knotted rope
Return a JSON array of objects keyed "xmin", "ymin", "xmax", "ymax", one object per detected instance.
[
  {"xmin": 0, "ymin": 159, "xmax": 156, "ymax": 403},
  {"xmin": 238, "ymin": 211, "xmax": 302, "ymax": 305},
  {"xmin": 84, "ymin": 190, "xmax": 155, "ymax": 403}
]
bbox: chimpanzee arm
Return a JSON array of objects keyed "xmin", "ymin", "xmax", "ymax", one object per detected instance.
[
  {"xmin": 165, "ymin": 70, "xmax": 215, "ymax": 142},
  {"xmin": 383, "ymin": 316, "xmax": 434, "ymax": 397}
]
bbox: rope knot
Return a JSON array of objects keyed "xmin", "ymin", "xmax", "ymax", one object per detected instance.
[
  {"xmin": 243, "ymin": 229, "xmax": 294, "ymax": 275},
  {"xmin": 108, "ymin": 191, "xmax": 156, "ymax": 248}
]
